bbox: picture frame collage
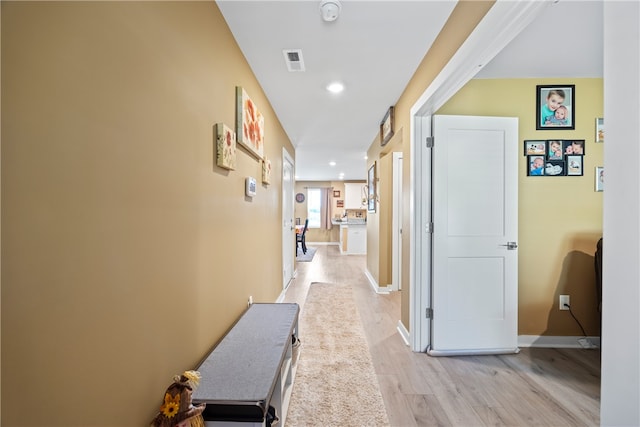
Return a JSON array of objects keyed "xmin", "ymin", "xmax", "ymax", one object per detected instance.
[{"xmin": 525, "ymin": 139, "xmax": 585, "ymax": 177}]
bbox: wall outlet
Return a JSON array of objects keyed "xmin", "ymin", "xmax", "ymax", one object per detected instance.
[
  {"xmin": 248, "ymin": 296, "xmax": 253, "ymax": 307},
  {"xmin": 559, "ymin": 294, "xmax": 570, "ymax": 310}
]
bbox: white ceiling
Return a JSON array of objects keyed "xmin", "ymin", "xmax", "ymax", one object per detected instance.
[{"xmin": 217, "ymin": 0, "xmax": 603, "ymax": 181}]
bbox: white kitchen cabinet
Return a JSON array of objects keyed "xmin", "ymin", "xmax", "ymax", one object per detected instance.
[
  {"xmin": 339, "ymin": 223, "xmax": 366, "ymax": 255},
  {"xmin": 347, "ymin": 224, "xmax": 367, "ymax": 254},
  {"xmin": 344, "ymin": 183, "xmax": 365, "ymax": 209}
]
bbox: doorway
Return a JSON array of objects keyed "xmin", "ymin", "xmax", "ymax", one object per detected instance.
[{"xmin": 282, "ymin": 148, "xmax": 295, "ymax": 290}]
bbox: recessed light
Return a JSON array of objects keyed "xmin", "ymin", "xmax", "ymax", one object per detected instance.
[
  {"xmin": 329, "ymin": 161, "xmax": 337, "ymax": 166},
  {"xmin": 326, "ymin": 82, "xmax": 344, "ymax": 94}
]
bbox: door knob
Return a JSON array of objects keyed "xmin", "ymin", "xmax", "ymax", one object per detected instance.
[{"xmin": 500, "ymin": 242, "xmax": 518, "ymax": 250}]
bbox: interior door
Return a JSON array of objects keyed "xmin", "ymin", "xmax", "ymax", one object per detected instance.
[
  {"xmin": 428, "ymin": 115, "xmax": 519, "ymax": 355},
  {"xmin": 282, "ymin": 149, "xmax": 295, "ymax": 290}
]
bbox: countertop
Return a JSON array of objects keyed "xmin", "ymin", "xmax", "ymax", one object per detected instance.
[{"xmin": 332, "ymin": 219, "xmax": 366, "ymax": 226}]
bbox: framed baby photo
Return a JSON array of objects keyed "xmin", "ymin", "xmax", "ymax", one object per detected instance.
[
  {"xmin": 546, "ymin": 140, "xmax": 564, "ymax": 160},
  {"xmin": 527, "ymin": 155, "xmax": 545, "ymax": 176},
  {"xmin": 595, "ymin": 118, "xmax": 604, "ymax": 143},
  {"xmin": 536, "ymin": 84, "xmax": 575, "ymax": 130},
  {"xmin": 566, "ymin": 155, "xmax": 584, "ymax": 176},
  {"xmin": 595, "ymin": 166, "xmax": 604, "ymax": 191},
  {"xmin": 523, "ymin": 140, "xmax": 546, "ymax": 156},
  {"xmin": 562, "ymin": 139, "xmax": 585, "ymax": 156},
  {"xmin": 545, "ymin": 160, "xmax": 565, "ymax": 176}
]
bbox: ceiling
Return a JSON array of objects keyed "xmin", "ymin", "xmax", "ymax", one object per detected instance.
[{"xmin": 217, "ymin": 0, "xmax": 603, "ymax": 182}]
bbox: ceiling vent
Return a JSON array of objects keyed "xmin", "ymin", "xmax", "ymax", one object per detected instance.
[{"xmin": 283, "ymin": 49, "xmax": 305, "ymax": 72}]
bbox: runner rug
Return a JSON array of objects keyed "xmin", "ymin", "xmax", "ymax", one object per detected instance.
[
  {"xmin": 286, "ymin": 282, "xmax": 390, "ymax": 426},
  {"xmin": 295, "ymin": 246, "xmax": 317, "ymax": 262}
]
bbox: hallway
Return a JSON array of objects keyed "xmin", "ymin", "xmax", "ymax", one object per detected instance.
[{"xmin": 283, "ymin": 244, "xmax": 601, "ymax": 426}]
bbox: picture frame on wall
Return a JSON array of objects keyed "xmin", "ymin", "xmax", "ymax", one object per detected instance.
[
  {"xmin": 261, "ymin": 158, "xmax": 271, "ymax": 184},
  {"xmin": 333, "ymin": 190, "xmax": 340, "ymax": 198},
  {"xmin": 236, "ymin": 86, "xmax": 265, "ymax": 160},
  {"xmin": 536, "ymin": 84, "xmax": 575, "ymax": 130},
  {"xmin": 566, "ymin": 155, "xmax": 584, "ymax": 176},
  {"xmin": 527, "ymin": 155, "xmax": 545, "ymax": 176},
  {"xmin": 545, "ymin": 160, "xmax": 565, "ymax": 176},
  {"xmin": 562, "ymin": 139, "xmax": 585, "ymax": 155},
  {"xmin": 380, "ymin": 106, "xmax": 394, "ymax": 146},
  {"xmin": 215, "ymin": 123, "xmax": 237, "ymax": 170},
  {"xmin": 596, "ymin": 118, "xmax": 604, "ymax": 143},
  {"xmin": 524, "ymin": 140, "xmax": 546, "ymax": 156},
  {"xmin": 595, "ymin": 166, "xmax": 604, "ymax": 191},
  {"xmin": 367, "ymin": 163, "xmax": 376, "ymax": 212}
]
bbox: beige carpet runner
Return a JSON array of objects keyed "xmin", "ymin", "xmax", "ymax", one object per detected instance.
[{"xmin": 286, "ymin": 282, "xmax": 390, "ymax": 426}]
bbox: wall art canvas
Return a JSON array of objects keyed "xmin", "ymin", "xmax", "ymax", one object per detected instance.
[
  {"xmin": 262, "ymin": 158, "xmax": 272, "ymax": 184},
  {"xmin": 236, "ymin": 86, "xmax": 264, "ymax": 160},
  {"xmin": 215, "ymin": 123, "xmax": 236, "ymax": 170}
]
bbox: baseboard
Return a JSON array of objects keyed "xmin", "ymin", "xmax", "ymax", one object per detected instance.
[
  {"xmin": 364, "ymin": 269, "xmax": 391, "ymax": 294},
  {"xmin": 518, "ymin": 335, "xmax": 601, "ymax": 349},
  {"xmin": 397, "ymin": 320, "xmax": 410, "ymax": 346}
]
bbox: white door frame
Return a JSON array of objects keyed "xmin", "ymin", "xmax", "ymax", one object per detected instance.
[
  {"xmin": 408, "ymin": 1, "xmax": 550, "ymax": 351},
  {"xmin": 391, "ymin": 152, "xmax": 403, "ymax": 291},
  {"xmin": 282, "ymin": 148, "xmax": 295, "ymax": 290}
]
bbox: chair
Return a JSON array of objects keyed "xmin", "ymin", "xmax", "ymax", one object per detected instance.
[{"xmin": 297, "ymin": 219, "xmax": 309, "ymax": 255}]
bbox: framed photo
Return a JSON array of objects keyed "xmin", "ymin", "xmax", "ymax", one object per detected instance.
[
  {"xmin": 547, "ymin": 140, "xmax": 563, "ymax": 160},
  {"xmin": 527, "ymin": 155, "xmax": 545, "ymax": 176},
  {"xmin": 545, "ymin": 160, "xmax": 565, "ymax": 176},
  {"xmin": 536, "ymin": 85, "xmax": 575, "ymax": 130},
  {"xmin": 380, "ymin": 106, "xmax": 394, "ymax": 146},
  {"xmin": 236, "ymin": 86, "xmax": 264, "ymax": 160},
  {"xmin": 367, "ymin": 162, "xmax": 377, "ymax": 212},
  {"xmin": 596, "ymin": 118, "xmax": 604, "ymax": 143},
  {"xmin": 336, "ymin": 200, "xmax": 344, "ymax": 208},
  {"xmin": 563, "ymin": 139, "xmax": 585, "ymax": 155},
  {"xmin": 595, "ymin": 166, "xmax": 604, "ymax": 191},
  {"xmin": 333, "ymin": 190, "xmax": 340, "ymax": 198},
  {"xmin": 524, "ymin": 140, "xmax": 546, "ymax": 156},
  {"xmin": 215, "ymin": 123, "xmax": 237, "ymax": 170},
  {"xmin": 566, "ymin": 155, "xmax": 583, "ymax": 176}
]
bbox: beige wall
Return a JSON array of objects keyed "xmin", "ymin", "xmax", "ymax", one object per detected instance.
[
  {"xmin": 437, "ymin": 78, "xmax": 603, "ymax": 336},
  {"xmin": 366, "ymin": 2, "xmax": 601, "ymax": 338},
  {"xmin": 366, "ymin": 1, "xmax": 495, "ymax": 328},
  {"xmin": 1, "ymin": 2, "xmax": 294, "ymax": 425}
]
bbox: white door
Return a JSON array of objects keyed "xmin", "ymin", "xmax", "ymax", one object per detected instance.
[
  {"xmin": 391, "ymin": 152, "xmax": 403, "ymax": 291},
  {"xmin": 428, "ymin": 115, "xmax": 519, "ymax": 356},
  {"xmin": 282, "ymin": 149, "xmax": 295, "ymax": 290}
]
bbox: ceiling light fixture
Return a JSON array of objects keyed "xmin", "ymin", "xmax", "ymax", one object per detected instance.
[
  {"xmin": 329, "ymin": 161, "xmax": 337, "ymax": 166},
  {"xmin": 319, "ymin": 0, "xmax": 341, "ymax": 22},
  {"xmin": 326, "ymin": 82, "xmax": 344, "ymax": 94}
]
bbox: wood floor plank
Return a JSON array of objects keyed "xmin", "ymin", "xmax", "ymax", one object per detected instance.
[{"xmin": 283, "ymin": 245, "xmax": 601, "ymax": 426}]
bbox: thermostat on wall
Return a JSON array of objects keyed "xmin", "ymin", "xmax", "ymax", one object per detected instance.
[{"xmin": 245, "ymin": 177, "xmax": 257, "ymax": 197}]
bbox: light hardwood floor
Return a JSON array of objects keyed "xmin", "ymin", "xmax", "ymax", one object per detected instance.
[{"xmin": 283, "ymin": 244, "xmax": 601, "ymax": 427}]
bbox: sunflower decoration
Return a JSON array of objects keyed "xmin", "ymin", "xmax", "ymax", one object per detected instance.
[
  {"xmin": 160, "ymin": 392, "xmax": 180, "ymax": 418},
  {"xmin": 151, "ymin": 370, "xmax": 206, "ymax": 427}
]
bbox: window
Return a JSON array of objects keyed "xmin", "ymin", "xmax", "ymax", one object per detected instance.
[{"xmin": 307, "ymin": 188, "xmax": 321, "ymax": 228}]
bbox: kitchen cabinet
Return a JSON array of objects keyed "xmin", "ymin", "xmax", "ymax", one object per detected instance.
[
  {"xmin": 344, "ymin": 183, "xmax": 365, "ymax": 209},
  {"xmin": 338, "ymin": 223, "xmax": 366, "ymax": 255}
]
